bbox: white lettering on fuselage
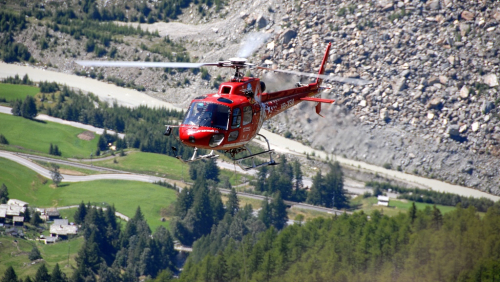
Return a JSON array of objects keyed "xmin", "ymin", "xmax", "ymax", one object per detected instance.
[{"xmin": 280, "ymin": 99, "xmax": 294, "ymax": 111}]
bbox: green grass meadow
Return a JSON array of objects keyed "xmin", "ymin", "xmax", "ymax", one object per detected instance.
[
  {"xmin": 0, "ymin": 236, "xmax": 84, "ymax": 280},
  {"xmin": 0, "ymin": 83, "xmax": 40, "ymax": 102},
  {"xmin": 94, "ymin": 151, "xmax": 189, "ymax": 181},
  {"xmin": 351, "ymin": 196, "xmax": 461, "ymax": 216},
  {"xmin": 0, "ymin": 157, "xmax": 177, "ymax": 231},
  {"xmin": 0, "ymin": 113, "xmax": 98, "ymax": 158},
  {"xmin": 95, "ymin": 151, "xmax": 252, "ymax": 186}
]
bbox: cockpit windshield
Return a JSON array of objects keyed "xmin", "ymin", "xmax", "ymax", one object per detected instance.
[{"xmin": 183, "ymin": 102, "xmax": 230, "ymax": 130}]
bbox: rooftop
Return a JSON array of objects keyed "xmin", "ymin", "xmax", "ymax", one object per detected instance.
[
  {"xmin": 7, "ymin": 199, "xmax": 28, "ymax": 207},
  {"xmin": 50, "ymin": 224, "xmax": 78, "ymax": 236}
]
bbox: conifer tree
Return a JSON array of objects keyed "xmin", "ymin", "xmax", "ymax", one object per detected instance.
[
  {"xmin": 213, "ymin": 252, "xmax": 228, "ymax": 282},
  {"xmin": 204, "ymin": 158, "xmax": 220, "ymax": 183},
  {"xmin": 175, "ymin": 188, "xmax": 193, "ymax": 218},
  {"xmin": 293, "ymin": 160, "xmax": 303, "ymax": 190},
  {"xmin": 23, "ymin": 207, "xmax": 31, "ymax": 223},
  {"xmin": 209, "ymin": 188, "xmax": 225, "ymax": 224},
  {"xmin": 306, "ymin": 171, "xmax": 323, "ymax": 206},
  {"xmin": 328, "ymin": 162, "xmax": 348, "ymax": 209},
  {"xmin": 0, "ymin": 183, "xmax": 9, "ymax": 204},
  {"xmin": 21, "ymin": 95, "xmax": 37, "ymax": 119},
  {"xmin": 226, "ymin": 188, "xmax": 239, "ymax": 216},
  {"xmin": 1, "ymin": 266, "xmax": 18, "ymax": 282},
  {"xmin": 192, "ymin": 186, "xmax": 213, "ymax": 238},
  {"xmin": 30, "ymin": 211, "xmax": 43, "ymax": 226},
  {"xmin": 11, "ymin": 99, "xmax": 22, "ymax": 116},
  {"xmin": 258, "ymin": 198, "xmax": 272, "ymax": 228},
  {"xmin": 34, "ymin": 264, "xmax": 50, "ymax": 282},
  {"xmin": 431, "ymin": 205, "xmax": 443, "ymax": 230},
  {"xmin": 74, "ymin": 201, "xmax": 87, "ymax": 225},
  {"xmin": 50, "ymin": 263, "xmax": 66, "ymax": 282},
  {"xmin": 271, "ymin": 192, "xmax": 288, "ymax": 230},
  {"xmin": 409, "ymin": 202, "xmax": 417, "ymax": 224}
]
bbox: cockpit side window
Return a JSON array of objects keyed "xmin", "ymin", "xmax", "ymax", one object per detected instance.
[
  {"xmin": 231, "ymin": 108, "xmax": 241, "ymax": 129},
  {"xmin": 242, "ymin": 106, "xmax": 252, "ymax": 126}
]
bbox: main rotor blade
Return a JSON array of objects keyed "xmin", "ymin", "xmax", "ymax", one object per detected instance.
[
  {"xmin": 76, "ymin": 61, "xmax": 219, "ymax": 68},
  {"xmin": 256, "ymin": 67, "xmax": 373, "ymax": 86}
]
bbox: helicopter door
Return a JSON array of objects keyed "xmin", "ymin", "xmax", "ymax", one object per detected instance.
[
  {"xmin": 228, "ymin": 107, "xmax": 241, "ymax": 142},
  {"xmin": 240, "ymin": 105, "xmax": 253, "ymax": 141},
  {"xmin": 252, "ymin": 104, "xmax": 261, "ymax": 133}
]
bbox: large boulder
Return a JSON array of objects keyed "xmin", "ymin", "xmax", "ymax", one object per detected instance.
[
  {"xmin": 481, "ymin": 100, "xmax": 495, "ymax": 114},
  {"xmin": 256, "ymin": 15, "xmax": 268, "ymax": 29},
  {"xmin": 483, "ymin": 74, "xmax": 499, "ymax": 87},
  {"xmin": 281, "ymin": 29, "xmax": 297, "ymax": 45},
  {"xmin": 448, "ymin": 125, "xmax": 460, "ymax": 137}
]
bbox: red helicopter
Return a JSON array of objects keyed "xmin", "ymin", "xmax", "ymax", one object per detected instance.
[{"xmin": 77, "ymin": 40, "xmax": 370, "ymax": 170}]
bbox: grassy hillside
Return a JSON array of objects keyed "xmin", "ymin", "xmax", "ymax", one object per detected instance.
[
  {"xmin": 95, "ymin": 150, "xmax": 251, "ymax": 185},
  {"xmin": 0, "ymin": 157, "xmax": 177, "ymax": 230},
  {"xmin": 351, "ymin": 196, "xmax": 459, "ymax": 216},
  {"xmin": 94, "ymin": 151, "xmax": 189, "ymax": 181},
  {"xmin": 0, "ymin": 83, "xmax": 40, "ymax": 102},
  {"xmin": 0, "ymin": 236, "xmax": 84, "ymax": 280},
  {"xmin": 0, "ymin": 113, "xmax": 98, "ymax": 158}
]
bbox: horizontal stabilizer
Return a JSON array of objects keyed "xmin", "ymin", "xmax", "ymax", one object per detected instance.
[{"xmin": 300, "ymin": 97, "xmax": 335, "ymax": 103}]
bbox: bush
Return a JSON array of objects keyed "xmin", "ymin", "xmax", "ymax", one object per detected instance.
[
  {"xmin": 39, "ymin": 81, "xmax": 59, "ymax": 93},
  {"xmin": 200, "ymin": 68, "xmax": 210, "ymax": 80},
  {"xmin": 29, "ymin": 246, "xmax": 42, "ymax": 261},
  {"xmin": 382, "ymin": 163, "xmax": 392, "ymax": 170},
  {"xmin": 0, "ymin": 134, "xmax": 8, "ymax": 145}
]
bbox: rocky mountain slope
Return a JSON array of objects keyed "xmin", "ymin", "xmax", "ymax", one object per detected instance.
[{"xmin": 5, "ymin": 0, "xmax": 500, "ymax": 194}]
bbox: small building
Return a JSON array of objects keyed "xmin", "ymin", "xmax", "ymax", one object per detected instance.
[
  {"xmin": 37, "ymin": 208, "xmax": 60, "ymax": 221},
  {"xmin": 12, "ymin": 216, "xmax": 24, "ymax": 226},
  {"xmin": 0, "ymin": 208, "xmax": 6, "ymax": 223},
  {"xmin": 377, "ymin": 195, "xmax": 390, "ymax": 207},
  {"xmin": 6, "ymin": 227, "xmax": 24, "ymax": 237},
  {"xmin": 0, "ymin": 203, "xmax": 26, "ymax": 224},
  {"xmin": 46, "ymin": 208, "xmax": 60, "ymax": 220},
  {"xmin": 50, "ymin": 219, "xmax": 78, "ymax": 239},
  {"xmin": 42, "ymin": 236, "xmax": 58, "ymax": 244},
  {"xmin": 7, "ymin": 199, "xmax": 28, "ymax": 207}
]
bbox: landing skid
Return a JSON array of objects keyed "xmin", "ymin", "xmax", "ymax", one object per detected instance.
[
  {"xmin": 232, "ymin": 134, "xmax": 277, "ymax": 171},
  {"xmin": 175, "ymin": 147, "xmax": 219, "ymax": 163}
]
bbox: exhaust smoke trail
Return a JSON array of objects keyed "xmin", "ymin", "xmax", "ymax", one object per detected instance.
[{"xmin": 236, "ymin": 32, "xmax": 272, "ymax": 58}]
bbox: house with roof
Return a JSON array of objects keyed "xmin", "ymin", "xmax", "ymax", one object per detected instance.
[
  {"xmin": 13, "ymin": 216, "xmax": 24, "ymax": 226},
  {"xmin": 7, "ymin": 199, "xmax": 28, "ymax": 207},
  {"xmin": 50, "ymin": 219, "xmax": 78, "ymax": 239},
  {"xmin": 36, "ymin": 207, "xmax": 61, "ymax": 221},
  {"xmin": 377, "ymin": 195, "xmax": 390, "ymax": 207},
  {"xmin": 0, "ymin": 199, "xmax": 27, "ymax": 224}
]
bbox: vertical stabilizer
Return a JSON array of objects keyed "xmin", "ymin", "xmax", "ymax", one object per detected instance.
[{"xmin": 316, "ymin": 42, "xmax": 332, "ymax": 86}]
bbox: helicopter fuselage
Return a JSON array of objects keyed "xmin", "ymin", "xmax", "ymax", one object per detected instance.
[{"xmin": 178, "ymin": 76, "xmax": 327, "ymax": 151}]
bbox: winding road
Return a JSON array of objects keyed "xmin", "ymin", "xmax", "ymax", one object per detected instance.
[
  {"xmin": 1, "ymin": 63, "xmax": 499, "ymax": 202},
  {"xmin": 0, "ymin": 150, "xmax": 346, "ymax": 215}
]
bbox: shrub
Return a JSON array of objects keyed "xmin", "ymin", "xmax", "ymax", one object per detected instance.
[{"xmin": 0, "ymin": 134, "xmax": 8, "ymax": 145}]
